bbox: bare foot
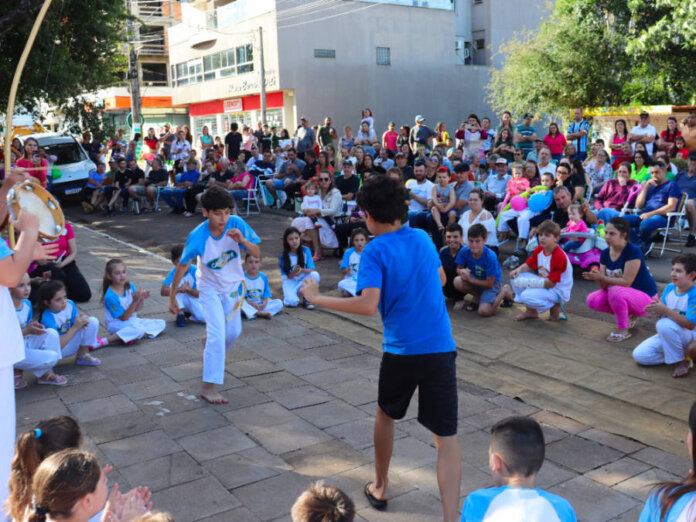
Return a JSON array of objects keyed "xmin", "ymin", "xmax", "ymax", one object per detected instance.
[
  {"xmin": 548, "ymin": 303, "xmax": 561, "ymax": 321},
  {"xmin": 673, "ymin": 360, "xmax": 690, "ymax": 378},
  {"xmin": 686, "ymin": 340, "xmax": 696, "ymax": 361},
  {"xmin": 453, "ymin": 300, "xmax": 466, "ymax": 311},
  {"xmin": 515, "ymin": 308, "xmax": 538, "ymax": 321},
  {"xmin": 200, "ymin": 383, "xmax": 229, "ymax": 404},
  {"xmin": 256, "ymin": 311, "xmax": 272, "ymax": 319}
]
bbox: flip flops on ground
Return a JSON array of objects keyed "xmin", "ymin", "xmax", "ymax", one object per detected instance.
[
  {"xmin": 606, "ymin": 331, "xmax": 632, "ymax": 343},
  {"xmin": 37, "ymin": 372, "xmax": 68, "ymax": 386},
  {"xmin": 75, "ymin": 354, "xmax": 101, "ymax": 366},
  {"xmin": 364, "ymin": 482, "xmax": 387, "ymax": 511}
]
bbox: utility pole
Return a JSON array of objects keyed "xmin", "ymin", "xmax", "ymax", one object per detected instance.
[
  {"xmin": 125, "ymin": 0, "xmax": 142, "ymax": 136},
  {"xmin": 258, "ymin": 26, "xmax": 266, "ymax": 124}
]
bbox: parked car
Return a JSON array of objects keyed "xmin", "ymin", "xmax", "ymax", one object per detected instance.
[{"xmin": 21, "ymin": 133, "xmax": 95, "ymax": 200}]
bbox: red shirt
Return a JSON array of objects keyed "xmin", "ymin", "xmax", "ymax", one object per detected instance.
[
  {"xmin": 383, "ymin": 131, "xmax": 399, "ymax": 151},
  {"xmin": 543, "ymin": 133, "xmax": 567, "ymax": 156},
  {"xmin": 44, "ymin": 222, "xmax": 75, "ymax": 262},
  {"xmin": 16, "ymin": 157, "xmax": 48, "ymax": 186},
  {"xmin": 611, "ymin": 135, "xmax": 627, "ymax": 157}
]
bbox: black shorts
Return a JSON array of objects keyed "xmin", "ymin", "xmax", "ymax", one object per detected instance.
[{"xmin": 378, "ymin": 351, "xmax": 458, "ymax": 437}]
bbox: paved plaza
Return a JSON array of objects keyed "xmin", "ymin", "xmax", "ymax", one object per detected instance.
[{"xmin": 13, "ymin": 221, "xmax": 691, "ymax": 521}]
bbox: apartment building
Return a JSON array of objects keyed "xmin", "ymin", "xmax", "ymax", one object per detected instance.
[{"xmin": 166, "ymin": 0, "xmax": 552, "ymax": 143}]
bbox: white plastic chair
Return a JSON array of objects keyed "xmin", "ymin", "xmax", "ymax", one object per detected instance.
[{"xmin": 650, "ymin": 192, "xmax": 688, "ymax": 257}]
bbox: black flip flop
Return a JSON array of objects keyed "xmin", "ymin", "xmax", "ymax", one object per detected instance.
[
  {"xmin": 364, "ymin": 482, "xmax": 387, "ymax": 511},
  {"xmin": 465, "ymin": 302, "xmax": 479, "ymax": 312}
]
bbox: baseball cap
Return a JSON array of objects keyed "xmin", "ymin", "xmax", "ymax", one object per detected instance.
[
  {"xmin": 688, "ymin": 150, "xmax": 696, "ymax": 160},
  {"xmin": 300, "ymin": 115, "xmax": 308, "ymax": 121},
  {"xmin": 342, "ymin": 158, "xmax": 353, "ymax": 165},
  {"xmin": 415, "ymin": 115, "xmax": 425, "ymax": 123},
  {"xmin": 454, "ymin": 163, "xmax": 470, "ymax": 173},
  {"xmin": 496, "ymin": 157, "xmax": 508, "ymax": 165},
  {"xmin": 523, "ymin": 112, "xmax": 533, "ymax": 119}
]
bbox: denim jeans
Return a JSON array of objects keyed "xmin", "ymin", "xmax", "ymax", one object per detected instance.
[
  {"xmin": 161, "ymin": 188, "xmax": 187, "ymax": 211},
  {"xmin": 408, "ymin": 210, "xmax": 428, "ymax": 230},
  {"xmin": 623, "ymin": 213, "xmax": 667, "ymax": 246},
  {"xmin": 595, "ymin": 207, "xmax": 621, "ymax": 224}
]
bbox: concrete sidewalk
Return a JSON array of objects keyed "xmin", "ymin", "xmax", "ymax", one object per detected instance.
[{"xmin": 13, "ymin": 224, "xmax": 686, "ymax": 521}]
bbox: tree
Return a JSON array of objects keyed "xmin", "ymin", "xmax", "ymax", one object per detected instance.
[
  {"xmin": 486, "ymin": 0, "xmax": 696, "ymax": 115},
  {"xmin": 0, "ymin": 0, "xmax": 128, "ymax": 114},
  {"xmin": 61, "ymin": 97, "xmax": 115, "ymax": 143}
]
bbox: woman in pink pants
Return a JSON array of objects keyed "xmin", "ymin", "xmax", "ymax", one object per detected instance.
[{"xmin": 583, "ymin": 217, "xmax": 657, "ymax": 342}]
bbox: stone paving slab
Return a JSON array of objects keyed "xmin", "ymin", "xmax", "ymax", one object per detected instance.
[{"xmin": 11, "ymin": 223, "xmax": 692, "ymax": 521}]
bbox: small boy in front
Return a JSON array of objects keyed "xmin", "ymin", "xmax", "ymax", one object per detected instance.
[
  {"xmin": 168, "ymin": 186, "xmax": 261, "ymax": 404},
  {"xmin": 301, "ymin": 175, "xmax": 462, "ymax": 522},
  {"xmin": 291, "ymin": 481, "xmax": 355, "ymax": 522},
  {"xmin": 161, "ymin": 244, "xmax": 205, "ymax": 327},
  {"xmin": 633, "ymin": 253, "xmax": 696, "ymax": 378},
  {"xmin": 242, "ymin": 254, "xmax": 283, "ymax": 319},
  {"xmin": 461, "ymin": 416, "xmax": 577, "ymax": 521},
  {"xmin": 440, "ymin": 223, "xmax": 466, "ymax": 308},
  {"xmin": 500, "ymin": 219, "xmax": 573, "ymax": 321},
  {"xmin": 453, "ymin": 224, "xmax": 508, "ymax": 317}
]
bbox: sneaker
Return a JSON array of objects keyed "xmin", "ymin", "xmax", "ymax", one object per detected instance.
[
  {"xmin": 687, "ymin": 235, "xmax": 696, "ymax": 247},
  {"xmin": 183, "ymin": 211, "xmax": 194, "ymax": 217},
  {"xmin": 175, "ymin": 312, "xmax": 187, "ymax": 327},
  {"xmin": 89, "ymin": 337, "xmax": 109, "ymax": 351},
  {"xmin": 303, "ymin": 298, "xmax": 315, "ymax": 310}
]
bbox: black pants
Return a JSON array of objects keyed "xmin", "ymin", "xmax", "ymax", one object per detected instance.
[
  {"xmin": 185, "ymin": 185, "xmax": 206, "ymax": 213},
  {"xmin": 336, "ymin": 220, "xmax": 367, "ymax": 249},
  {"xmin": 443, "ymin": 274, "xmax": 465, "ymax": 301},
  {"xmin": 30, "ymin": 261, "xmax": 92, "ymax": 303}
]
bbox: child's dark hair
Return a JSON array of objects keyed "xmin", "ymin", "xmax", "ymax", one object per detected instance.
[
  {"xmin": 445, "ymin": 222, "xmax": 463, "ymax": 235},
  {"xmin": 607, "ymin": 217, "xmax": 630, "ymax": 240},
  {"xmin": 356, "ymin": 175, "xmax": 408, "ymax": 224},
  {"xmin": 468, "ymin": 223, "xmax": 488, "ymax": 239},
  {"xmin": 536, "ymin": 219, "xmax": 561, "ymax": 238},
  {"xmin": 490, "ymin": 416, "xmax": 545, "ymax": 477},
  {"xmin": 673, "ymin": 253, "xmax": 696, "ymax": 275},
  {"xmin": 350, "ymin": 227, "xmax": 369, "ymax": 242},
  {"xmin": 282, "ymin": 227, "xmax": 305, "ymax": 274},
  {"xmin": 290, "ymin": 481, "xmax": 355, "ymax": 522},
  {"xmin": 8, "ymin": 417, "xmax": 82, "ymax": 521},
  {"xmin": 170, "ymin": 244, "xmax": 184, "ymax": 262},
  {"xmin": 101, "ymin": 258, "xmax": 128, "ymax": 302},
  {"xmin": 28, "ymin": 449, "xmax": 101, "ymax": 522},
  {"xmin": 37, "ymin": 280, "xmax": 67, "ymax": 316},
  {"xmin": 201, "ymin": 185, "xmax": 234, "ymax": 211}
]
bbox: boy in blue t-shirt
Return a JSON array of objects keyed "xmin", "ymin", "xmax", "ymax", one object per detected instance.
[
  {"xmin": 301, "ymin": 175, "xmax": 461, "ymax": 521},
  {"xmin": 168, "ymin": 186, "xmax": 260, "ymax": 404},
  {"xmin": 453, "ymin": 223, "xmax": 508, "ymax": 317},
  {"xmin": 161, "ymin": 244, "xmax": 205, "ymax": 327},
  {"xmin": 462, "ymin": 416, "xmax": 577, "ymax": 522},
  {"xmin": 633, "ymin": 253, "xmax": 696, "ymax": 378}
]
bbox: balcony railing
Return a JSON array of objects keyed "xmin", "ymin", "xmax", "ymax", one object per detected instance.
[{"xmin": 139, "ymin": 43, "xmax": 167, "ymax": 55}]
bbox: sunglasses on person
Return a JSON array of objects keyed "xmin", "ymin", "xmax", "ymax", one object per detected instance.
[{"xmin": 319, "ymin": 177, "xmax": 331, "ymax": 182}]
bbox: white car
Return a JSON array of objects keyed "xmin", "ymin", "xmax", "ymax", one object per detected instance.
[{"xmin": 21, "ymin": 133, "xmax": 95, "ymax": 199}]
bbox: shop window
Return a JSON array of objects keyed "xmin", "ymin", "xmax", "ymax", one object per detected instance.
[
  {"xmin": 236, "ymin": 44, "xmax": 254, "ymax": 74},
  {"xmin": 376, "ymin": 47, "xmax": 390, "ymax": 66}
]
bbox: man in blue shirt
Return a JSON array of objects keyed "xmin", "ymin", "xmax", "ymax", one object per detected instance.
[
  {"xmin": 161, "ymin": 158, "xmax": 200, "ymax": 214},
  {"xmin": 675, "ymin": 151, "xmax": 696, "ymax": 246},
  {"xmin": 301, "ymin": 175, "xmax": 461, "ymax": 522},
  {"xmin": 624, "ymin": 161, "xmax": 681, "ymax": 252},
  {"xmin": 566, "ymin": 108, "xmax": 591, "ymax": 161},
  {"xmin": 514, "ymin": 113, "xmax": 537, "ymax": 158}
]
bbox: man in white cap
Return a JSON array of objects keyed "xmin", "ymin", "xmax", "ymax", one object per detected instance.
[
  {"xmin": 409, "ymin": 114, "xmax": 437, "ymax": 154},
  {"xmin": 295, "ymin": 115, "xmax": 316, "ymax": 160}
]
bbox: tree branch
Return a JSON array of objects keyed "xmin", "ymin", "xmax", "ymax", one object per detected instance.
[{"xmin": 0, "ymin": 0, "xmax": 46, "ymax": 37}]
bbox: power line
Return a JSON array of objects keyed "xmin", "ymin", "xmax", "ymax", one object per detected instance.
[{"xmin": 277, "ymin": 1, "xmax": 381, "ymax": 29}]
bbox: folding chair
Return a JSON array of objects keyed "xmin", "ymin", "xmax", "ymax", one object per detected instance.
[
  {"xmin": 650, "ymin": 192, "xmax": 688, "ymax": 257},
  {"xmin": 241, "ymin": 173, "xmax": 262, "ymax": 217}
]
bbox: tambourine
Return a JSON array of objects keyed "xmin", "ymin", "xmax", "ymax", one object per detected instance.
[{"xmin": 6, "ymin": 181, "xmax": 65, "ymax": 246}]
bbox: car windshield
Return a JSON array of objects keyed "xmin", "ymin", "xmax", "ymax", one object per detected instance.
[{"xmin": 40, "ymin": 142, "xmax": 87, "ymax": 165}]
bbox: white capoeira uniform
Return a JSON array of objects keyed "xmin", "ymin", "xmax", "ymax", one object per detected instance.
[
  {"xmin": 242, "ymin": 271, "xmax": 283, "ymax": 319},
  {"xmin": 511, "ymin": 245, "xmax": 573, "ymax": 313},
  {"xmin": 338, "ymin": 247, "xmax": 361, "ymax": 297},
  {"xmin": 163, "ymin": 265, "xmax": 205, "ymax": 322},
  {"xmin": 279, "ymin": 246, "xmax": 320, "ymax": 307},
  {"xmin": 42, "ymin": 299, "xmax": 100, "ymax": 357},
  {"xmin": 181, "ymin": 216, "xmax": 260, "ymax": 385},
  {"xmin": 14, "ymin": 299, "xmax": 61, "ymax": 377},
  {"xmin": 633, "ymin": 284, "xmax": 696, "ymax": 365},
  {"xmin": 104, "ymin": 283, "xmax": 166, "ymax": 343},
  {"xmin": 0, "ymin": 243, "xmax": 24, "ymax": 521}
]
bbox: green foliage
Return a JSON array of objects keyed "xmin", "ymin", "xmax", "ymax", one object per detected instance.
[
  {"xmin": 0, "ymin": 0, "xmax": 128, "ymax": 114},
  {"xmin": 487, "ymin": 0, "xmax": 696, "ymax": 114},
  {"xmin": 61, "ymin": 97, "xmax": 115, "ymax": 143}
]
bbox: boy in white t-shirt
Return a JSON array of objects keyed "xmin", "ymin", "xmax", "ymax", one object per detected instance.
[
  {"xmin": 161, "ymin": 244, "xmax": 205, "ymax": 327},
  {"xmin": 461, "ymin": 416, "xmax": 577, "ymax": 522},
  {"xmin": 242, "ymin": 254, "xmax": 283, "ymax": 319},
  {"xmin": 168, "ymin": 186, "xmax": 261, "ymax": 404}
]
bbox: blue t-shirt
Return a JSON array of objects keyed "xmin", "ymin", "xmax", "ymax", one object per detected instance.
[
  {"xmin": 244, "ymin": 272, "xmax": 272, "ymax": 304},
  {"xmin": 104, "ymin": 282, "xmax": 137, "ymax": 322},
  {"xmin": 639, "ymin": 489, "xmax": 696, "ymax": 522},
  {"xmin": 644, "ymin": 180, "xmax": 681, "ymax": 213},
  {"xmin": 455, "ymin": 246, "xmax": 502, "ymax": 283},
  {"xmin": 600, "ymin": 243, "xmax": 657, "ymax": 297},
  {"xmin": 163, "ymin": 265, "xmax": 197, "ymax": 289},
  {"xmin": 340, "ymin": 247, "xmax": 362, "ymax": 282},
  {"xmin": 356, "ymin": 226, "xmax": 455, "ymax": 355},
  {"xmin": 515, "ymin": 124, "xmax": 536, "ymax": 153},
  {"xmin": 88, "ymin": 170, "xmax": 106, "ymax": 187},
  {"xmin": 41, "ymin": 299, "xmax": 78, "ymax": 334},
  {"xmin": 0, "ymin": 241, "xmax": 12, "ymax": 260},
  {"xmin": 661, "ymin": 283, "xmax": 696, "ymax": 324},
  {"xmin": 675, "ymin": 171, "xmax": 696, "ymax": 199},
  {"xmin": 567, "ymin": 119, "xmax": 591, "ymax": 153},
  {"xmin": 15, "ymin": 299, "xmax": 32, "ymax": 329},
  {"xmin": 179, "ymin": 169, "xmax": 200, "ymax": 185},
  {"xmin": 279, "ymin": 246, "xmax": 315, "ymax": 277},
  {"xmin": 462, "ymin": 486, "xmax": 577, "ymax": 522}
]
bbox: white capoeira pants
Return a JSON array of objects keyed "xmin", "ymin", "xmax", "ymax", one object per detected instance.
[
  {"xmin": 176, "ymin": 293, "xmax": 205, "ymax": 323},
  {"xmin": 242, "ymin": 299, "xmax": 283, "ymax": 319},
  {"xmin": 282, "ymin": 271, "xmax": 320, "ymax": 307},
  {"xmin": 15, "ymin": 330, "xmax": 61, "ymax": 377},
  {"xmin": 201, "ymin": 286, "xmax": 244, "ymax": 385},
  {"xmin": 337, "ymin": 278, "xmax": 358, "ymax": 297},
  {"xmin": 633, "ymin": 318, "xmax": 696, "ymax": 365},
  {"xmin": 497, "ymin": 208, "xmax": 538, "ymax": 239},
  {"xmin": 511, "ymin": 273, "xmax": 562, "ymax": 313},
  {"xmin": 0, "ymin": 365, "xmax": 14, "ymax": 522},
  {"xmin": 106, "ymin": 315, "xmax": 166, "ymax": 343},
  {"xmin": 63, "ymin": 316, "xmax": 100, "ymax": 357}
]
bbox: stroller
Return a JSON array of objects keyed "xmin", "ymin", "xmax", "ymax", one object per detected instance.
[{"xmin": 522, "ymin": 230, "xmax": 608, "ymax": 273}]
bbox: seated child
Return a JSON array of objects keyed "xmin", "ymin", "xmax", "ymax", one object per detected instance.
[
  {"xmin": 439, "ymin": 223, "xmax": 466, "ymax": 307},
  {"xmin": 302, "ymin": 179, "xmax": 333, "ymax": 228},
  {"xmin": 461, "ymin": 416, "xmax": 577, "ymax": 521},
  {"xmin": 505, "ymin": 162, "xmax": 530, "ymax": 199},
  {"xmin": 12, "ymin": 274, "xmax": 65, "ymax": 388},
  {"xmin": 453, "ymin": 224, "xmax": 509, "ymax": 316},
  {"xmin": 497, "ymin": 172, "xmax": 555, "ymax": 248},
  {"xmin": 633, "ymin": 253, "xmax": 696, "ymax": 378},
  {"xmin": 279, "ymin": 226, "xmax": 320, "ymax": 308},
  {"xmin": 291, "ymin": 481, "xmax": 355, "ymax": 522},
  {"xmin": 338, "ymin": 228, "xmax": 368, "ymax": 297},
  {"xmin": 430, "ymin": 167, "xmax": 457, "ymax": 232},
  {"xmin": 242, "ymin": 254, "xmax": 283, "ymax": 319},
  {"xmin": 161, "ymin": 245, "xmax": 205, "ymax": 327},
  {"xmin": 560, "ymin": 203, "xmax": 588, "ymax": 253},
  {"xmin": 38, "ymin": 280, "xmax": 107, "ymax": 367},
  {"xmin": 500, "ymin": 219, "xmax": 573, "ymax": 321},
  {"xmin": 103, "ymin": 258, "xmax": 166, "ymax": 343}
]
